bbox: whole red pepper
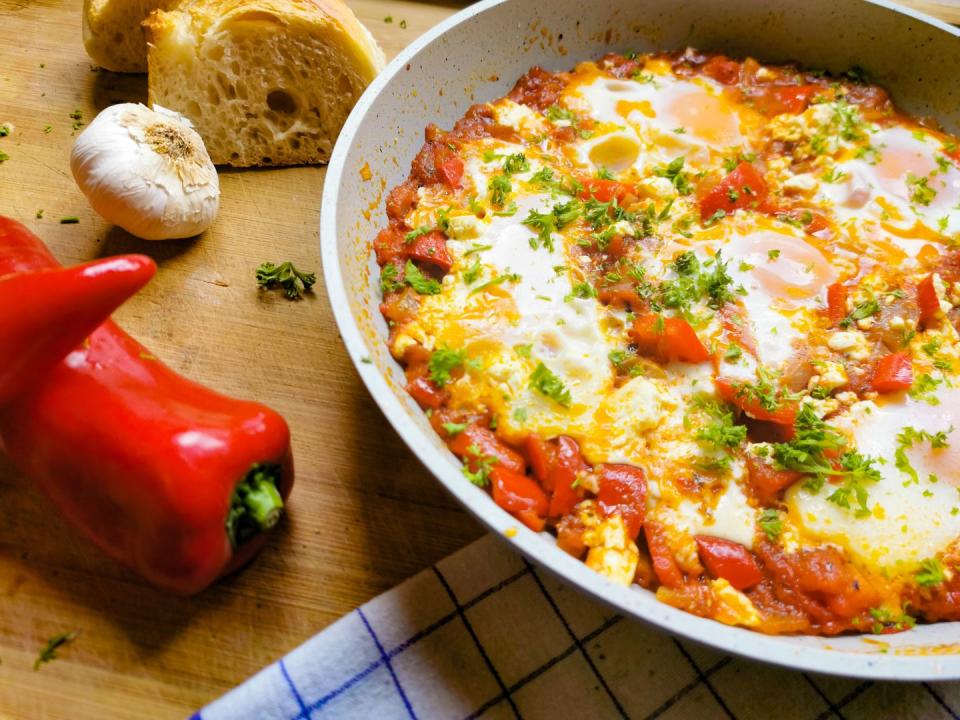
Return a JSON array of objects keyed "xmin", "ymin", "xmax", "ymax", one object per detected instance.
[
  {"xmin": 0, "ymin": 218, "xmax": 294, "ymax": 594},
  {"xmin": 0, "ymin": 254, "xmax": 157, "ymax": 403}
]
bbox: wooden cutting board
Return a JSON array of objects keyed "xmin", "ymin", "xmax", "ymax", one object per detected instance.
[{"xmin": 0, "ymin": 1, "xmax": 956, "ymax": 718}]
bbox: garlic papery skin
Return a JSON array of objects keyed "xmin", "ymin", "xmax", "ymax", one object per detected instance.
[{"xmin": 70, "ymin": 103, "xmax": 220, "ymax": 241}]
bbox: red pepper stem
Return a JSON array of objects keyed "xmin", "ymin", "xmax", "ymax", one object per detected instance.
[{"xmin": 227, "ymin": 464, "xmax": 285, "ymax": 549}]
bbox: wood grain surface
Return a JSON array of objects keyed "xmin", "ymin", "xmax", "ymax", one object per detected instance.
[{"xmin": 0, "ymin": 1, "xmax": 955, "ymax": 717}]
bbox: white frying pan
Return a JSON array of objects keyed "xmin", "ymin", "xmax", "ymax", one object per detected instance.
[{"xmin": 321, "ymin": 0, "xmax": 960, "ymax": 679}]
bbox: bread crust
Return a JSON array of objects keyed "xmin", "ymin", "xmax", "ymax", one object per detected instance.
[{"xmin": 144, "ymin": 0, "xmax": 385, "ymax": 166}]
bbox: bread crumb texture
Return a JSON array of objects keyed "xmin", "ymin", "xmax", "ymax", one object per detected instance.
[{"xmin": 145, "ymin": 0, "xmax": 386, "ymax": 167}]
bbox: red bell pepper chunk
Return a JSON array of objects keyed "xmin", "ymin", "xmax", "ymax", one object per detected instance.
[
  {"xmin": 630, "ymin": 314, "xmax": 710, "ymax": 364},
  {"xmin": 715, "ymin": 377, "xmax": 798, "ymax": 425},
  {"xmin": 0, "ymin": 255, "xmax": 155, "ymax": 404},
  {"xmin": 491, "ymin": 467, "xmax": 549, "ymax": 530},
  {"xmin": 373, "ymin": 227, "xmax": 407, "ymax": 265},
  {"xmin": 644, "ymin": 521, "xmax": 684, "ymax": 589},
  {"xmin": 577, "ymin": 177, "xmax": 635, "ymax": 203},
  {"xmin": 702, "ymin": 56, "xmax": 741, "ymax": 85},
  {"xmin": 768, "ymin": 85, "xmax": 818, "ymax": 114},
  {"xmin": 745, "ymin": 453, "xmax": 803, "ymax": 505},
  {"xmin": 0, "ymin": 217, "xmax": 294, "ymax": 595},
  {"xmin": 548, "ymin": 435, "xmax": 585, "ymax": 517},
  {"xmin": 917, "ymin": 274, "xmax": 941, "ymax": 326},
  {"xmin": 434, "ymin": 147, "xmax": 464, "ymax": 188},
  {"xmin": 407, "ymin": 376, "xmax": 449, "ymax": 410},
  {"xmin": 523, "ymin": 434, "xmax": 554, "ymax": 484},
  {"xmin": 448, "ymin": 423, "xmax": 526, "ymax": 475},
  {"xmin": 695, "ymin": 535, "xmax": 764, "ymax": 590},
  {"xmin": 870, "ymin": 352, "xmax": 913, "ymax": 394},
  {"xmin": 699, "ymin": 162, "xmax": 770, "ymax": 222},
  {"xmin": 826, "ymin": 283, "xmax": 848, "ymax": 326},
  {"xmin": 408, "ymin": 230, "xmax": 453, "ymax": 273},
  {"xmin": 596, "ymin": 464, "xmax": 647, "ymax": 540}
]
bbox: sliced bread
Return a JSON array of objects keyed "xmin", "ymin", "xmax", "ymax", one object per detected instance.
[
  {"xmin": 144, "ymin": 0, "xmax": 385, "ymax": 167},
  {"xmin": 83, "ymin": 0, "xmax": 178, "ymax": 73}
]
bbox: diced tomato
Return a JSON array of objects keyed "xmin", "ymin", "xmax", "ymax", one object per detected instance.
[
  {"xmin": 548, "ymin": 435, "xmax": 586, "ymax": 517},
  {"xmin": 699, "ymin": 162, "xmax": 770, "ymax": 222},
  {"xmin": 596, "ymin": 464, "xmax": 647, "ymax": 539},
  {"xmin": 491, "ymin": 467, "xmax": 549, "ymax": 521},
  {"xmin": 917, "ymin": 273, "xmax": 941, "ymax": 326},
  {"xmin": 644, "ymin": 521, "xmax": 684, "ymax": 589},
  {"xmin": 826, "ymin": 283, "xmax": 848, "ymax": 326},
  {"xmin": 523, "ymin": 434, "xmax": 554, "ymax": 484},
  {"xmin": 778, "ymin": 208, "xmax": 830, "ymax": 235},
  {"xmin": 448, "ymin": 424, "xmax": 525, "ymax": 474},
  {"xmin": 695, "ymin": 536, "xmax": 764, "ymax": 590},
  {"xmin": 434, "ymin": 147, "xmax": 464, "ymax": 188},
  {"xmin": 577, "ymin": 177, "xmax": 635, "ymax": 203},
  {"xmin": 630, "ymin": 314, "xmax": 710, "ymax": 363},
  {"xmin": 715, "ymin": 377, "xmax": 798, "ymax": 425},
  {"xmin": 406, "ymin": 376, "xmax": 448, "ymax": 410},
  {"xmin": 870, "ymin": 351, "xmax": 913, "ymax": 393},
  {"xmin": 762, "ymin": 85, "xmax": 818, "ymax": 115},
  {"xmin": 556, "ymin": 515, "xmax": 588, "ymax": 558},
  {"xmin": 374, "ymin": 227, "xmax": 407, "ymax": 265},
  {"xmin": 408, "ymin": 230, "xmax": 452, "ymax": 273},
  {"xmin": 597, "ymin": 281, "xmax": 645, "ymax": 310},
  {"xmin": 702, "ymin": 56, "xmax": 741, "ymax": 85},
  {"xmin": 791, "ymin": 546, "xmax": 880, "ymax": 619},
  {"xmin": 745, "ymin": 453, "xmax": 803, "ymax": 505},
  {"xmin": 514, "ymin": 509, "xmax": 546, "ymax": 532}
]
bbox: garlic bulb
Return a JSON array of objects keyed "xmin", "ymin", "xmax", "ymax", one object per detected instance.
[{"xmin": 71, "ymin": 103, "xmax": 220, "ymax": 241}]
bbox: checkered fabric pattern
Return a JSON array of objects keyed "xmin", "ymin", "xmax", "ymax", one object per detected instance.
[{"xmin": 194, "ymin": 535, "xmax": 960, "ymax": 719}]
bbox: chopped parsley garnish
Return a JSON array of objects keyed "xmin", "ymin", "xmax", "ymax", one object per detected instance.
[
  {"xmin": 442, "ymin": 422, "xmax": 467, "ymax": 435},
  {"xmin": 529, "ymin": 361, "xmax": 572, "ymax": 408},
  {"xmin": 256, "ymin": 261, "xmax": 316, "ymax": 299},
  {"xmin": 724, "ymin": 345, "xmax": 743, "ymax": 362},
  {"xmin": 597, "ymin": 166, "xmax": 615, "ymax": 179},
  {"xmin": 462, "ymin": 258, "xmax": 483, "ymax": 284},
  {"xmin": 502, "ymin": 153, "xmax": 530, "ymax": 175},
  {"xmin": 404, "ymin": 260, "xmax": 441, "ymax": 295},
  {"xmin": 428, "ymin": 346, "xmax": 466, "ymax": 387},
  {"xmin": 514, "ymin": 343, "xmax": 533, "ymax": 358},
  {"xmin": 545, "ymin": 105, "xmax": 576, "ymax": 124},
  {"xmin": 469, "ymin": 271, "xmax": 521, "ymax": 295},
  {"xmin": 869, "ymin": 607, "xmax": 916, "ymax": 634},
  {"xmin": 69, "ymin": 109, "xmax": 84, "ymax": 131},
  {"xmin": 565, "ymin": 281, "xmax": 598, "ymax": 302},
  {"xmin": 695, "ymin": 400, "xmax": 747, "ymax": 449},
  {"xmin": 489, "ymin": 174, "xmax": 512, "ymax": 207},
  {"xmin": 658, "ymin": 250, "xmax": 740, "ymax": 316},
  {"xmin": 821, "ymin": 167, "xmax": 848, "ymax": 183},
  {"xmin": 653, "ymin": 156, "xmax": 693, "ymax": 195},
  {"xmin": 759, "ymin": 508, "xmax": 783, "ymax": 541},
  {"xmin": 839, "ymin": 297, "xmax": 880, "ymax": 328},
  {"xmin": 34, "ymin": 632, "xmax": 77, "ymax": 671},
  {"xmin": 767, "ymin": 249, "xmax": 781, "ymax": 261},
  {"xmin": 523, "ymin": 201, "xmax": 582, "ymax": 251},
  {"xmin": 462, "ymin": 444, "xmax": 496, "ymax": 486},
  {"xmin": 909, "ymin": 373, "xmax": 943, "ymax": 405},
  {"xmin": 907, "ymin": 173, "xmax": 937, "ymax": 206},
  {"xmin": 0, "ymin": 149, "xmax": 9, "ymax": 163},
  {"xmin": 404, "ymin": 225, "xmax": 432, "ymax": 243},
  {"xmin": 774, "ymin": 404, "xmax": 881, "ymax": 517},
  {"xmin": 915, "ymin": 557, "xmax": 945, "ymax": 587},
  {"xmin": 380, "ymin": 263, "xmax": 403, "ymax": 294}
]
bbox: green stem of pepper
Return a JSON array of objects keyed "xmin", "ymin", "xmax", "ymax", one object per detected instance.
[{"xmin": 226, "ymin": 463, "xmax": 284, "ymax": 549}]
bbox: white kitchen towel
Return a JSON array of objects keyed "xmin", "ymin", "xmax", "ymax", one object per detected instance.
[{"xmin": 193, "ymin": 534, "xmax": 960, "ymax": 719}]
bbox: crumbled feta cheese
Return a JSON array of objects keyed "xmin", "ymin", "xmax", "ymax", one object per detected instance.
[{"xmin": 446, "ymin": 214, "xmax": 484, "ymax": 240}]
